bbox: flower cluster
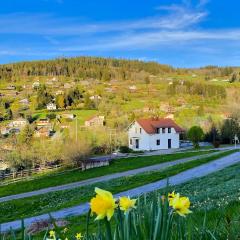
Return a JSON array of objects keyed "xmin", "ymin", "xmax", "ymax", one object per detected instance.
[
  {"xmin": 168, "ymin": 191, "xmax": 192, "ymax": 217},
  {"xmin": 48, "ymin": 229, "xmax": 83, "ymax": 240},
  {"xmin": 90, "ymin": 188, "xmax": 137, "ymax": 221},
  {"xmin": 90, "ymin": 188, "xmax": 192, "ymax": 221}
]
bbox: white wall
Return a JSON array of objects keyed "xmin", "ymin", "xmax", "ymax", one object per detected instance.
[
  {"xmin": 128, "ymin": 122, "xmax": 180, "ymax": 151},
  {"xmin": 128, "ymin": 122, "xmax": 151, "ymax": 151}
]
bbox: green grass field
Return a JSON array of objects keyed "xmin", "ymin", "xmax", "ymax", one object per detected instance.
[
  {"xmin": 0, "ymin": 150, "xmax": 215, "ymax": 198},
  {"xmin": 0, "ymin": 150, "xmax": 236, "ymax": 223},
  {"xmin": 32, "ymin": 109, "xmax": 97, "ymax": 124}
]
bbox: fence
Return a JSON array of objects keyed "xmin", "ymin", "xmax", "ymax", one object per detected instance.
[
  {"xmin": 0, "ymin": 159, "xmax": 111, "ymax": 186},
  {"xmin": 0, "ymin": 164, "xmax": 64, "ymax": 185}
]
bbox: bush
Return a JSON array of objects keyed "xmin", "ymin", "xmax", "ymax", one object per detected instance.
[
  {"xmin": 63, "ymin": 140, "xmax": 91, "ymax": 167},
  {"xmin": 46, "ymin": 113, "xmax": 56, "ymax": 120},
  {"xmin": 119, "ymin": 145, "xmax": 133, "ymax": 153},
  {"xmin": 213, "ymin": 140, "xmax": 220, "ymax": 148}
]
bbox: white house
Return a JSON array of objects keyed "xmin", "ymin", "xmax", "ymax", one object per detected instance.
[
  {"xmin": 90, "ymin": 95, "xmax": 102, "ymax": 101},
  {"xmin": 128, "ymin": 118, "xmax": 184, "ymax": 151},
  {"xmin": 19, "ymin": 98, "xmax": 29, "ymax": 105},
  {"xmin": 46, "ymin": 102, "xmax": 57, "ymax": 110},
  {"xmin": 8, "ymin": 118, "xmax": 28, "ymax": 128}
]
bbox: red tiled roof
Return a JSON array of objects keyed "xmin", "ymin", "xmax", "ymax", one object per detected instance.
[{"xmin": 136, "ymin": 118, "xmax": 184, "ymax": 134}]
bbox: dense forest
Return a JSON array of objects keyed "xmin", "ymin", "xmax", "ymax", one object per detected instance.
[{"xmin": 0, "ymin": 57, "xmax": 174, "ymax": 82}]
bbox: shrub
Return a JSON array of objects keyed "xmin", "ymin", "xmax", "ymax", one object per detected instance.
[
  {"xmin": 187, "ymin": 126, "xmax": 204, "ymax": 149},
  {"xmin": 119, "ymin": 145, "xmax": 132, "ymax": 153},
  {"xmin": 213, "ymin": 140, "xmax": 220, "ymax": 148},
  {"xmin": 46, "ymin": 113, "xmax": 56, "ymax": 120}
]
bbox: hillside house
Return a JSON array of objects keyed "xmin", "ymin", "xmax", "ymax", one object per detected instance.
[
  {"xmin": 90, "ymin": 95, "xmax": 102, "ymax": 101},
  {"xmin": 128, "ymin": 118, "xmax": 184, "ymax": 151},
  {"xmin": 85, "ymin": 116, "xmax": 105, "ymax": 127},
  {"xmin": 19, "ymin": 98, "xmax": 29, "ymax": 105},
  {"xmin": 46, "ymin": 102, "xmax": 57, "ymax": 110},
  {"xmin": 36, "ymin": 119, "xmax": 51, "ymax": 128},
  {"xmin": 1, "ymin": 127, "xmax": 20, "ymax": 135},
  {"xmin": 129, "ymin": 85, "xmax": 137, "ymax": 92},
  {"xmin": 8, "ymin": 118, "xmax": 28, "ymax": 128},
  {"xmin": 55, "ymin": 90, "xmax": 64, "ymax": 96},
  {"xmin": 32, "ymin": 81, "xmax": 40, "ymax": 89},
  {"xmin": 6, "ymin": 85, "xmax": 16, "ymax": 90},
  {"xmin": 35, "ymin": 127, "xmax": 51, "ymax": 138}
]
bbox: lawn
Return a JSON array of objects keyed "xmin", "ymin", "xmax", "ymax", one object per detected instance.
[
  {"xmin": 0, "ymin": 150, "xmax": 215, "ymax": 198},
  {"xmin": 0, "ymin": 150, "xmax": 236, "ymax": 223},
  {"xmin": 32, "ymin": 109, "xmax": 97, "ymax": 125}
]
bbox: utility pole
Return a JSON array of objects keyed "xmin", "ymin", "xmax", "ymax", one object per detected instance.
[
  {"xmin": 75, "ymin": 117, "xmax": 78, "ymax": 143},
  {"xmin": 109, "ymin": 128, "xmax": 117, "ymax": 157},
  {"xmin": 234, "ymin": 134, "xmax": 239, "ymax": 149}
]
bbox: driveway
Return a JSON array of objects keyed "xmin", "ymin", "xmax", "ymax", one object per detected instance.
[{"xmin": 1, "ymin": 151, "xmax": 240, "ymax": 231}]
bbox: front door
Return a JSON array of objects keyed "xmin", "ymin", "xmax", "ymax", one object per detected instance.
[
  {"xmin": 135, "ymin": 139, "xmax": 139, "ymax": 149},
  {"xmin": 168, "ymin": 139, "xmax": 172, "ymax": 149}
]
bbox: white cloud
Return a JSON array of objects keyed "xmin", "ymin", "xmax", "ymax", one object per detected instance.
[
  {"xmin": 59, "ymin": 29, "xmax": 240, "ymax": 52},
  {"xmin": 0, "ymin": 1, "xmax": 207, "ymax": 36}
]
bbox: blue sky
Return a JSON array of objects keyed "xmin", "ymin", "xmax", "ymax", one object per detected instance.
[{"xmin": 1, "ymin": 0, "xmax": 240, "ymax": 67}]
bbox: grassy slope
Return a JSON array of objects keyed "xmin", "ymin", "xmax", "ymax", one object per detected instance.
[
  {"xmin": 0, "ymin": 150, "xmax": 236, "ymax": 223},
  {"xmin": 0, "ymin": 150, "xmax": 215, "ymax": 198}
]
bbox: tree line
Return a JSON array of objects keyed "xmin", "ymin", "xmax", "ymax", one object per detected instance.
[{"xmin": 167, "ymin": 80, "xmax": 226, "ymax": 99}]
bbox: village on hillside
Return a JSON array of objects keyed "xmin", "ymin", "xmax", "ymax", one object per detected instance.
[{"xmin": 0, "ymin": 59, "xmax": 240, "ymax": 173}]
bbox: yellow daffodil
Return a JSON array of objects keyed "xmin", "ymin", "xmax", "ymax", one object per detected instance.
[
  {"xmin": 90, "ymin": 187, "xmax": 117, "ymax": 221},
  {"xmin": 49, "ymin": 230, "xmax": 55, "ymax": 238},
  {"xmin": 75, "ymin": 232, "xmax": 83, "ymax": 240},
  {"xmin": 168, "ymin": 191, "xmax": 177, "ymax": 206},
  {"xmin": 63, "ymin": 227, "xmax": 68, "ymax": 233},
  {"xmin": 119, "ymin": 196, "xmax": 136, "ymax": 213},
  {"xmin": 171, "ymin": 194, "xmax": 192, "ymax": 217}
]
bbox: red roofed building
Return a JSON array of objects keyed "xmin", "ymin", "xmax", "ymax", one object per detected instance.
[
  {"xmin": 85, "ymin": 115, "xmax": 105, "ymax": 127},
  {"xmin": 128, "ymin": 118, "xmax": 184, "ymax": 151}
]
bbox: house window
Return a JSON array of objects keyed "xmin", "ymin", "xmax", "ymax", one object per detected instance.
[
  {"xmin": 168, "ymin": 128, "xmax": 171, "ymax": 133},
  {"xmin": 162, "ymin": 128, "xmax": 166, "ymax": 133},
  {"xmin": 140, "ymin": 128, "xmax": 142, "ymax": 134},
  {"xmin": 156, "ymin": 128, "xmax": 160, "ymax": 134},
  {"xmin": 135, "ymin": 127, "xmax": 137, "ymax": 134},
  {"xmin": 156, "ymin": 139, "xmax": 160, "ymax": 145},
  {"xmin": 130, "ymin": 139, "xmax": 132, "ymax": 145}
]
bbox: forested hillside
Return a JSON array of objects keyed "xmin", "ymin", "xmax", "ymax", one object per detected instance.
[{"xmin": 0, "ymin": 57, "xmax": 174, "ymax": 82}]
